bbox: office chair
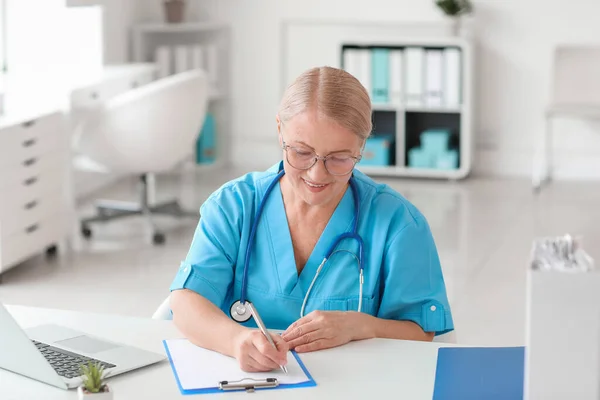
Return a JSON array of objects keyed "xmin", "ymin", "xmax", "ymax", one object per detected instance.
[
  {"xmin": 73, "ymin": 69, "xmax": 209, "ymax": 244},
  {"xmin": 533, "ymin": 45, "xmax": 600, "ymax": 191}
]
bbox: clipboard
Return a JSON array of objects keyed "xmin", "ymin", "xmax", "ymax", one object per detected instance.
[{"xmin": 162, "ymin": 339, "xmax": 317, "ymax": 395}]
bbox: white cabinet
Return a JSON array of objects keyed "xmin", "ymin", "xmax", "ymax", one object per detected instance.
[{"xmin": 0, "ymin": 110, "xmax": 71, "ymax": 277}]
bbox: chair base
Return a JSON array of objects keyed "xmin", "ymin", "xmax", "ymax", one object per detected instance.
[{"xmin": 80, "ymin": 174, "xmax": 198, "ymax": 245}]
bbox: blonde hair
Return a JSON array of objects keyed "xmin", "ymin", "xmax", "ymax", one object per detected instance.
[{"xmin": 277, "ymin": 66, "xmax": 372, "ymax": 141}]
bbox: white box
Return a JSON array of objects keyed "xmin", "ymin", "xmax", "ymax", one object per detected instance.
[{"xmin": 525, "ymin": 269, "xmax": 600, "ymax": 400}]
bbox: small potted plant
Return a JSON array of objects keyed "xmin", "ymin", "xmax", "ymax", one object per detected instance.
[
  {"xmin": 164, "ymin": 0, "xmax": 186, "ymax": 23},
  {"xmin": 435, "ymin": 0, "xmax": 474, "ymax": 36},
  {"xmin": 77, "ymin": 361, "xmax": 113, "ymax": 399}
]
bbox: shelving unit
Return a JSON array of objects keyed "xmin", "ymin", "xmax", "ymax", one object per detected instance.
[
  {"xmin": 131, "ymin": 21, "xmax": 231, "ymax": 169},
  {"xmin": 341, "ymin": 38, "xmax": 473, "ymax": 180}
]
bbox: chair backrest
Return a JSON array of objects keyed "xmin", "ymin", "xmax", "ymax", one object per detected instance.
[
  {"xmin": 551, "ymin": 45, "xmax": 600, "ymax": 106},
  {"xmin": 74, "ymin": 69, "xmax": 209, "ymax": 173},
  {"xmin": 152, "ymin": 295, "xmax": 172, "ymax": 320}
]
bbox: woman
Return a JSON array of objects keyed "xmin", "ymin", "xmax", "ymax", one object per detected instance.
[{"xmin": 169, "ymin": 66, "xmax": 454, "ymax": 372}]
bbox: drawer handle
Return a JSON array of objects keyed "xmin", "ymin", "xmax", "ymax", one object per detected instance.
[
  {"xmin": 22, "ymin": 138, "xmax": 37, "ymax": 147},
  {"xmin": 25, "ymin": 224, "xmax": 39, "ymax": 234},
  {"xmin": 23, "ymin": 177, "xmax": 38, "ymax": 186},
  {"xmin": 22, "ymin": 120, "xmax": 36, "ymax": 128},
  {"xmin": 23, "ymin": 157, "xmax": 37, "ymax": 167},
  {"xmin": 24, "ymin": 200, "xmax": 38, "ymax": 210}
]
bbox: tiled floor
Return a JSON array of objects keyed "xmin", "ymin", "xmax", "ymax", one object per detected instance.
[{"xmin": 1, "ymin": 166, "xmax": 599, "ymax": 347}]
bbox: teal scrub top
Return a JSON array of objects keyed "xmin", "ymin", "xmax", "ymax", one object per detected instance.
[{"xmin": 169, "ymin": 162, "xmax": 454, "ymax": 336}]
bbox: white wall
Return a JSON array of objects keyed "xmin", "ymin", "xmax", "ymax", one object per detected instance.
[{"xmin": 135, "ymin": 0, "xmax": 600, "ymax": 180}]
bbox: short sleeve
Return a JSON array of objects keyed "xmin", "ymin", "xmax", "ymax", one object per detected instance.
[
  {"xmin": 378, "ymin": 215, "xmax": 454, "ymax": 336},
  {"xmin": 169, "ymin": 195, "xmax": 241, "ymax": 310}
]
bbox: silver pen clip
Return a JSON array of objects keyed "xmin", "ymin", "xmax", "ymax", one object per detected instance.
[{"xmin": 218, "ymin": 377, "xmax": 279, "ymax": 393}]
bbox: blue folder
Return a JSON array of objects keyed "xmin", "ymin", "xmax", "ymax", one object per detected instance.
[
  {"xmin": 371, "ymin": 48, "xmax": 390, "ymax": 103},
  {"xmin": 163, "ymin": 340, "xmax": 317, "ymax": 395},
  {"xmin": 432, "ymin": 346, "xmax": 525, "ymax": 400}
]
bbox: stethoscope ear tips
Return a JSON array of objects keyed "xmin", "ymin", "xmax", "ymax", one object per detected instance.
[{"xmin": 230, "ymin": 300, "xmax": 252, "ymax": 323}]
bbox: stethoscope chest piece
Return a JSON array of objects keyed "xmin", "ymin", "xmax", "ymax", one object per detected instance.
[{"xmin": 230, "ymin": 300, "xmax": 252, "ymax": 323}]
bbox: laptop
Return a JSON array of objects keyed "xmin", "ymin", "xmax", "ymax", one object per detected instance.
[{"xmin": 0, "ymin": 302, "xmax": 166, "ymax": 389}]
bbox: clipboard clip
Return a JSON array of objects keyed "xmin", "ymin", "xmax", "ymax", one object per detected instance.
[{"xmin": 218, "ymin": 378, "xmax": 279, "ymax": 393}]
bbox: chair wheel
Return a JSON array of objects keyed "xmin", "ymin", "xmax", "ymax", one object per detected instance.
[
  {"xmin": 153, "ymin": 232, "xmax": 166, "ymax": 245},
  {"xmin": 81, "ymin": 225, "xmax": 92, "ymax": 238},
  {"xmin": 46, "ymin": 244, "xmax": 58, "ymax": 257}
]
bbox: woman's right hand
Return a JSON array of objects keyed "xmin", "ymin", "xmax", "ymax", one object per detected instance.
[{"xmin": 232, "ymin": 329, "xmax": 289, "ymax": 372}]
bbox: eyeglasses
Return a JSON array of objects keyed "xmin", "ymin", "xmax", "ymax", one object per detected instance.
[{"xmin": 281, "ymin": 140, "xmax": 361, "ymax": 176}]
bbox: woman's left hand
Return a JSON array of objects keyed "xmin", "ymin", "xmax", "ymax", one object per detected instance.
[{"xmin": 281, "ymin": 310, "xmax": 372, "ymax": 353}]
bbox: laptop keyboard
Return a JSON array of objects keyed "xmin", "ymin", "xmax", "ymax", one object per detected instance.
[{"xmin": 32, "ymin": 340, "xmax": 116, "ymax": 379}]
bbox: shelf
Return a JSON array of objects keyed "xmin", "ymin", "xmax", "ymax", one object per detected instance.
[
  {"xmin": 133, "ymin": 21, "xmax": 227, "ymax": 33},
  {"xmin": 356, "ymin": 165, "xmax": 468, "ymax": 179},
  {"xmin": 404, "ymin": 106, "xmax": 462, "ymax": 113},
  {"xmin": 371, "ymin": 103, "xmax": 462, "ymax": 113}
]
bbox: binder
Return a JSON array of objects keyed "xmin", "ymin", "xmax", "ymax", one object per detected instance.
[
  {"xmin": 343, "ymin": 48, "xmax": 361, "ymax": 78},
  {"xmin": 190, "ymin": 45, "xmax": 205, "ymax": 70},
  {"xmin": 205, "ymin": 43, "xmax": 219, "ymax": 86},
  {"xmin": 371, "ymin": 48, "xmax": 390, "ymax": 103},
  {"xmin": 358, "ymin": 49, "xmax": 372, "ymax": 98},
  {"xmin": 163, "ymin": 339, "xmax": 317, "ymax": 395},
  {"xmin": 155, "ymin": 46, "xmax": 172, "ymax": 78},
  {"xmin": 404, "ymin": 47, "xmax": 424, "ymax": 107},
  {"xmin": 174, "ymin": 45, "xmax": 189, "ymax": 74},
  {"xmin": 443, "ymin": 48, "xmax": 462, "ymax": 107},
  {"xmin": 432, "ymin": 346, "xmax": 525, "ymax": 400},
  {"xmin": 389, "ymin": 49, "xmax": 403, "ymax": 105},
  {"xmin": 425, "ymin": 49, "xmax": 444, "ymax": 107}
]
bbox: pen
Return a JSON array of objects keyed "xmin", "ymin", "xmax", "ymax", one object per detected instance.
[{"xmin": 246, "ymin": 302, "xmax": 288, "ymax": 374}]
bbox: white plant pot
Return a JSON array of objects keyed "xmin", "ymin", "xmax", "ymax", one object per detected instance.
[{"xmin": 77, "ymin": 385, "xmax": 113, "ymax": 400}]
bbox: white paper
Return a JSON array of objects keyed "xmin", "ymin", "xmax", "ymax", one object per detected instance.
[{"xmin": 165, "ymin": 338, "xmax": 311, "ymax": 390}]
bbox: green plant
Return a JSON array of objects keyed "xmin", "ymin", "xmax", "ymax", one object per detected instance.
[
  {"xmin": 79, "ymin": 361, "xmax": 108, "ymax": 393},
  {"xmin": 435, "ymin": 0, "xmax": 473, "ymax": 16}
]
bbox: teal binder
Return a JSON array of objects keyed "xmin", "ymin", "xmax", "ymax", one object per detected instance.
[
  {"xmin": 371, "ymin": 48, "xmax": 390, "ymax": 103},
  {"xmin": 196, "ymin": 114, "xmax": 216, "ymax": 164}
]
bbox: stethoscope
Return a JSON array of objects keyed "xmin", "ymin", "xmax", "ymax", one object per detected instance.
[{"xmin": 229, "ymin": 165, "xmax": 365, "ymax": 323}]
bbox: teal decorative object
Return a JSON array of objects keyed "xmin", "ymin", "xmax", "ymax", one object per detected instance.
[{"xmin": 196, "ymin": 114, "xmax": 216, "ymax": 164}]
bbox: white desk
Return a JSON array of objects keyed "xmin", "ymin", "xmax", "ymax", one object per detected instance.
[{"xmin": 0, "ymin": 305, "xmax": 452, "ymax": 399}]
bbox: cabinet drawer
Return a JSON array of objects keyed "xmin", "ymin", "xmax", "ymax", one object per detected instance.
[
  {"xmin": 0, "ymin": 214, "xmax": 67, "ymax": 271},
  {"xmin": 0, "ymin": 191, "xmax": 65, "ymax": 238},
  {"xmin": 70, "ymin": 69, "xmax": 156, "ymax": 109},
  {"xmin": 0, "ymin": 150, "xmax": 67, "ymax": 191},
  {"xmin": 71, "ymin": 77, "xmax": 131, "ymax": 109},
  {"xmin": 0, "ymin": 112, "xmax": 65, "ymax": 168}
]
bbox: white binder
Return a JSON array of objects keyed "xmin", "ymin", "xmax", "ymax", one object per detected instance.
[
  {"xmin": 155, "ymin": 46, "xmax": 172, "ymax": 78},
  {"xmin": 389, "ymin": 49, "xmax": 403, "ymax": 105},
  {"xmin": 343, "ymin": 48, "xmax": 361, "ymax": 80},
  {"xmin": 205, "ymin": 44, "xmax": 219, "ymax": 86},
  {"xmin": 190, "ymin": 45, "xmax": 205, "ymax": 70},
  {"xmin": 357, "ymin": 48, "xmax": 372, "ymax": 99},
  {"xmin": 174, "ymin": 45, "xmax": 190, "ymax": 74},
  {"xmin": 404, "ymin": 47, "xmax": 424, "ymax": 107},
  {"xmin": 425, "ymin": 49, "xmax": 444, "ymax": 107},
  {"xmin": 443, "ymin": 48, "xmax": 461, "ymax": 107}
]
